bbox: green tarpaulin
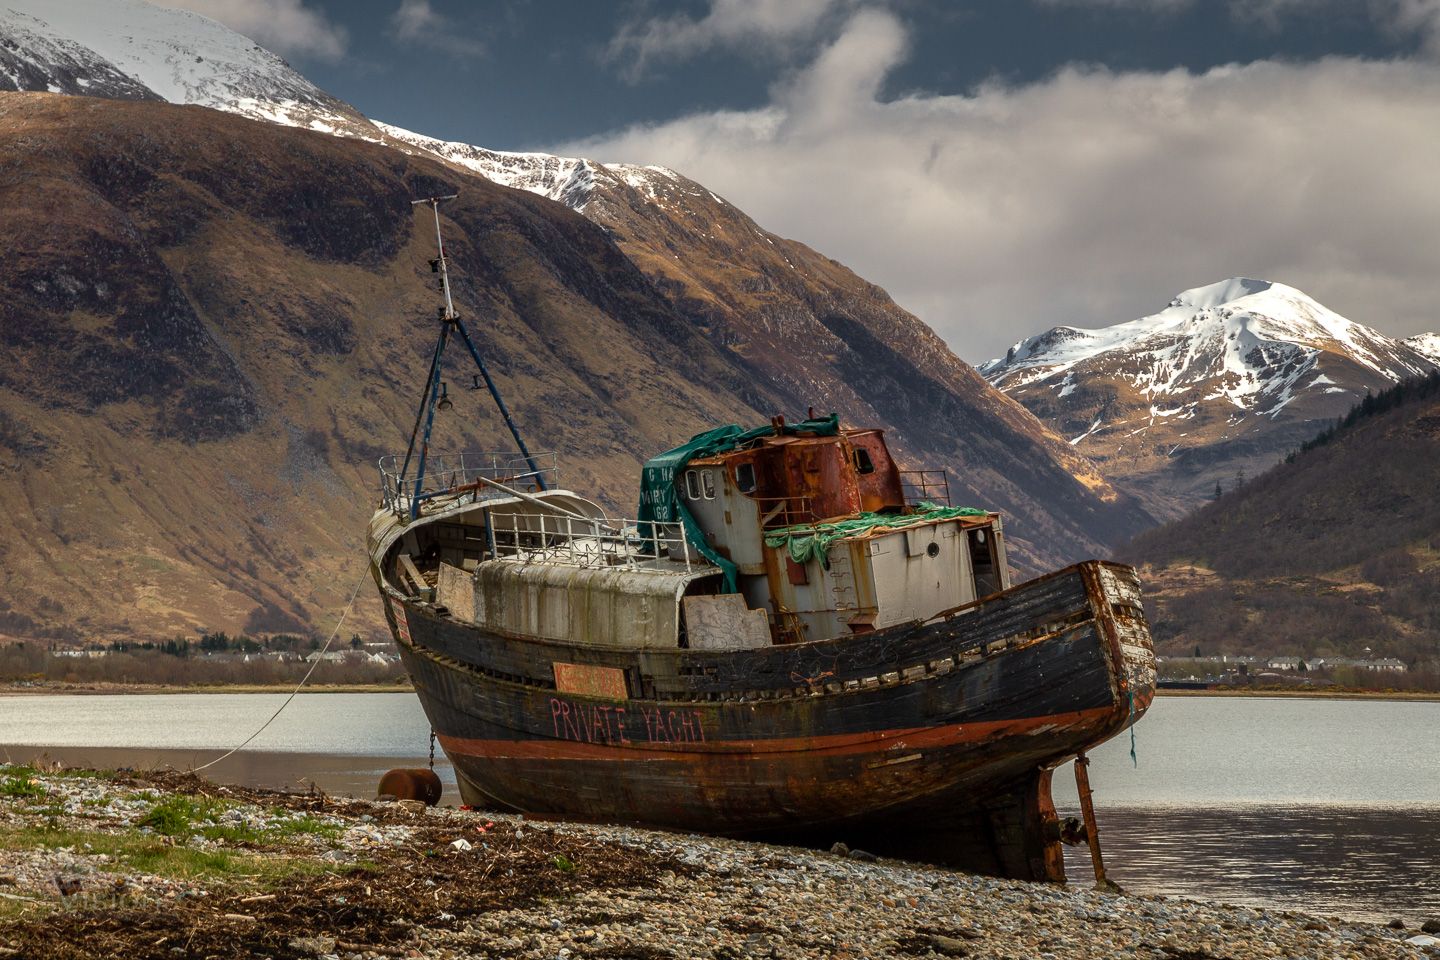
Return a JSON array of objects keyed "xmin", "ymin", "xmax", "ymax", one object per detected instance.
[
  {"xmin": 636, "ymin": 415, "xmax": 840, "ymax": 592},
  {"xmin": 764, "ymin": 502, "xmax": 989, "ymax": 568}
]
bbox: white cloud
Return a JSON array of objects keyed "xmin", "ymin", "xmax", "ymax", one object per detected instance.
[
  {"xmin": 389, "ymin": 0, "xmax": 486, "ymax": 58},
  {"xmin": 607, "ymin": 0, "xmax": 851, "ymax": 80},
  {"xmin": 154, "ymin": 0, "xmax": 347, "ymax": 61},
  {"xmin": 558, "ymin": 8, "xmax": 1440, "ymax": 363}
]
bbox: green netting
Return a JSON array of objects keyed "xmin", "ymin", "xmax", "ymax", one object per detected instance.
[
  {"xmin": 636, "ymin": 415, "xmax": 840, "ymax": 592},
  {"xmin": 763, "ymin": 502, "xmax": 989, "ymax": 568}
]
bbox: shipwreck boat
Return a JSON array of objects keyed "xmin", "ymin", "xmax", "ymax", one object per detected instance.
[{"xmin": 367, "ymin": 198, "xmax": 1155, "ymax": 882}]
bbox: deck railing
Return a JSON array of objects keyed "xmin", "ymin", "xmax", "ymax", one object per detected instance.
[
  {"xmin": 379, "ymin": 451, "xmax": 559, "ymax": 516},
  {"xmin": 487, "ymin": 512, "xmax": 696, "ymax": 572}
]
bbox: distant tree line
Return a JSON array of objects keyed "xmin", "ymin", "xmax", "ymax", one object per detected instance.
[
  {"xmin": 104, "ymin": 631, "xmax": 326, "ymax": 658},
  {"xmin": 1287, "ymin": 369, "xmax": 1440, "ymax": 463},
  {"xmin": 0, "ymin": 641, "xmax": 405, "ymax": 688}
]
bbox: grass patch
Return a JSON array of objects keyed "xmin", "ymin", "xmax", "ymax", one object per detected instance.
[
  {"xmin": 135, "ymin": 794, "xmax": 341, "ymax": 844},
  {"xmin": 0, "ymin": 773, "xmax": 47, "ymax": 800},
  {"xmin": 137, "ymin": 795, "xmax": 207, "ymax": 836},
  {"xmin": 265, "ymin": 812, "xmax": 342, "ymax": 841},
  {"xmin": 0, "ymin": 823, "xmax": 348, "ymax": 886}
]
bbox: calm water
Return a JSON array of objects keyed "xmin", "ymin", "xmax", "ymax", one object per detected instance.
[
  {"xmin": 1050, "ymin": 697, "xmax": 1440, "ymax": 922},
  {"xmin": 1, "ymin": 693, "xmax": 1436, "ymax": 921}
]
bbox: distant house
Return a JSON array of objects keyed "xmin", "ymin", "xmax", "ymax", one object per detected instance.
[
  {"xmin": 1266, "ymin": 656, "xmax": 1302, "ymax": 671},
  {"xmin": 304, "ymin": 651, "xmax": 354, "ymax": 663},
  {"xmin": 1316, "ymin": 656, "xmax": 1407, "ymax": 674},
  {"xmin": 304, "ymin": 650, "xmax": 393, "ymax": 665}
]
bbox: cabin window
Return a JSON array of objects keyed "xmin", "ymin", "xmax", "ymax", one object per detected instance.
[
  {"xmin": 701, "ymin": 470, "xmax": 717, "ymax": 499},
  {"xmin": 734, "ymin": 462, "xmax": 757, "ymax": 494},
  {"xmin": 854, "ymin": 448, "xmax": 876, "ymax": 475},
  {"xmin": 684, "ymin": 470, "xmax": 702, "ymax": 500}
]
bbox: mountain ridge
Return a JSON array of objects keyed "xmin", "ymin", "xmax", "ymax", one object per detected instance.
[{"xmin": 1, "ymin": 0, "xmax": 372, "ymax": 134}]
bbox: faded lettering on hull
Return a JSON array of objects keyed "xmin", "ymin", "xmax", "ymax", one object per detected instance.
[{"xmin": 547, "ymin": 697, "xmax": 705, "ymax": 745}]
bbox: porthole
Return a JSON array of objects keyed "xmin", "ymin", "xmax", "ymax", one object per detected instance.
[
  {"xmin": 926, "ymin": 542, "xmax": 940, "ymax": 559},
  {"xmin": 701, "ymin": 470, "xmax": 717, "ymax": 499},
  {"xmin": 684, "ymin": 470, "xmax": 701, "ymax": 500},
  {"xmin": 735, "ymin": 462, "xmax": 757, "ymax": 494}
]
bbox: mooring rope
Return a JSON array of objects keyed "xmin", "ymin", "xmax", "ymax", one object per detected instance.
[{"xmin": 193, "ymin": 568, "xmax": 369, "ymax": 772}]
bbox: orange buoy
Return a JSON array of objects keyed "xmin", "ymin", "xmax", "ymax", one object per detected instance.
[{"xmin": 378, "ymin": 768, "xmax": 442, "ymax": 806}]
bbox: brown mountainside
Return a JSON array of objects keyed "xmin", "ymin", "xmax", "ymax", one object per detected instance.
[
  {"xmin": 0, "ymin": 93, "xmax": 1148, "ymax": 642},
  {"xmin": 1119, "ymin": 374, "xmax": 1440, "ymax": 668}
]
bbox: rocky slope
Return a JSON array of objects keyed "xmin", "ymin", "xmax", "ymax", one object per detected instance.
[
  {"xmin": 1120, "ymin": 372, "xmax": 1440, "ymax": 668},
  {"xmin": 0, "ymin": 93, "xmax": 1147, "ymax": 642},
  {"xmin": 981, "ymin": 279, "xmax": 1439, "ymax": 520}
]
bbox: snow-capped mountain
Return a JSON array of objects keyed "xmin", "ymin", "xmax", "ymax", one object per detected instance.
[
  {"xmin": 0, "ymin": 0, "xmax": 371, "ymax": 134},
  {"xmin": 981, "ymin": 278, "xmax": 1440, "ymax": 519},
  {"xmin": 0, "ymin": 0, "xmax": 708, "ymax": 218},
  {"xmin": 1405, "ymin": 332, "xmax": 1440, "ymax": 365},
  {"xmin": 374, "ymin": 122, "xmax": 746, "ymax": 226}
]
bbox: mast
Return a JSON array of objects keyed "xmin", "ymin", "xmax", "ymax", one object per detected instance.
[{"xmin": 398, "ymin": 194, "xmax": 547, "ymax": 520}]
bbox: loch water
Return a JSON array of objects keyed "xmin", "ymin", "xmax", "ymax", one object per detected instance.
[{"xmin": 1, "ymin": 693, "xmax": 1436, "ymax": 923}]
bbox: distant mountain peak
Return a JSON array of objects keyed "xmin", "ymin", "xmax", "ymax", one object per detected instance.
[
  {"xmin": 980, "ymin": 278, "xmax": 1439, "ymax": 520},
  {"xmin": 1169, "ymin": 277, "xmax": 1273, "ymax": 310},
  {"xmin": 371, "ymin": 122, "xmax": 718, "ymax": 219},
  {"xmin": 981, "ymin": 277, "xmax": 1431, "ymax": 418}
]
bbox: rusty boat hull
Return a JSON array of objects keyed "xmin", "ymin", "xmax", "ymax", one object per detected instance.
[{"xmin": 381, "ymin": 559, "xmax": 1154, "ymax": 881}]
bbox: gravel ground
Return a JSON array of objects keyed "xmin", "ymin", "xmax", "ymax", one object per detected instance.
[{"xmin": 1, "ymin": 763, "xmax": 1436, "ymax": 959}]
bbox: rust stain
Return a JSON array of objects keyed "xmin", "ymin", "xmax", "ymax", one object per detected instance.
[{"xmin": 552, "ymin": 662, "xmax": 629, "ymax": 700}]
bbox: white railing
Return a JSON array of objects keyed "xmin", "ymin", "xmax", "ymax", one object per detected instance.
[
  {"xmin": 489, "ymin": 513, "xmax": 697, "ymax": 572},
  {"xmin": 379, "ymin": 451, "xmax": 559, "ymax": 516}
]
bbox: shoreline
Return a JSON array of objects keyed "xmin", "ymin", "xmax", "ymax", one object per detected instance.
[
  {"xmin": 5, "ymin": 681, "xmax": 1437, "ymax": 701},
  {"xmin": 1156, "ymin": 686, "xmax": 1440, "ymax": 702},
  {"xmin": 0, "ymin": 681, "xmax": 413, "ymax": 696},
  {"xmin": 1, "ymin": 764, "xmax": 1434, "ymax": 959}
]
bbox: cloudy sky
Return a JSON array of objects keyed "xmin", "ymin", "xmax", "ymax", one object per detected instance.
[{"xmin": 168, "ymin": 0, "xmax": 1440, "ymax": 363}]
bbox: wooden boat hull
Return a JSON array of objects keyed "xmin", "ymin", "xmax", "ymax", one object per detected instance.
[{"xmin": 381, "ymin": 560, "xmax": 1154, "ymax": 881}]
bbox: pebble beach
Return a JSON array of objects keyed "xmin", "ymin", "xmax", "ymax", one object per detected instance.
[{"xmin": 1, "ymin": 763, "xmax": 1435, "ymax": 959}]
